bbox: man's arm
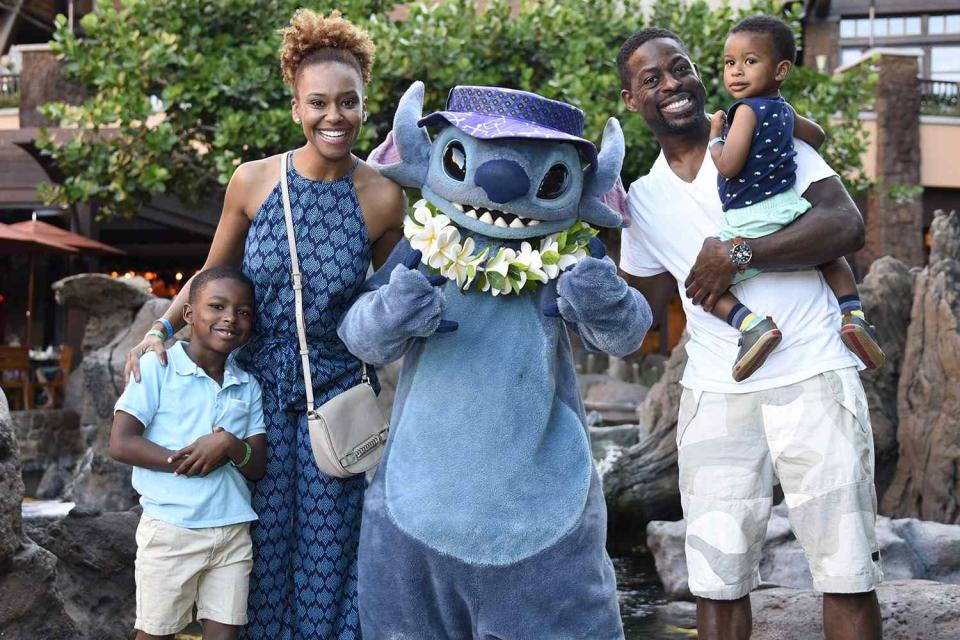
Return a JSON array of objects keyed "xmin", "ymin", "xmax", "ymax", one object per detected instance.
[
  {"xmin": 684, "ymin": 175, "xmax": 864, "ymax": 311},
  {"xmin": 622, "ymin": 271, "xmax": 676, "ymax": 324}
]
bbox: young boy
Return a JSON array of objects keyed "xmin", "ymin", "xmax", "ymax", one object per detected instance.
[
  {"xmin": 706, "ymin": 15, "xmax": 886, "ymax": 381},
  {"xmin": 109, "ymin": 266, "xmax": 266, "ymax": 640}
]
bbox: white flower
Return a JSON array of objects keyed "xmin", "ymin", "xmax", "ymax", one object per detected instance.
[
  {"xmin": 512, "ymin": 241, "xmax": 548, "ymax": 284},
  {"xmin": 443, "ymin": 237, "xmax": 485, "ymax": 288},
  {"xmin": 481, "ymin": 247, "xmax": 516, "ymax": 296},
  {"xmin": 408, "ymin": 209, "xmax": 454, "ymax": 267},
  {"xmin": 539, "ymin": 235, "xmax": 563, "ymax": 279}
]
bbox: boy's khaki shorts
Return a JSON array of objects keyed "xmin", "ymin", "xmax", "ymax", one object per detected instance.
[
  {"xmin": 677, "ymin": 367, "xmax": 883, "ymax": 600},
  {"xmin": 135, "ymin": 513, "xmax": 253, "ymax": 635}
]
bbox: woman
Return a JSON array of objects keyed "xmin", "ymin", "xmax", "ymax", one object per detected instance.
[{"xmin": 124, "ymin": 10, "xmax": 404, "ymax": 638}]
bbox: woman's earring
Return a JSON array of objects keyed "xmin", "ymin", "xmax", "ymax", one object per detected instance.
[{"xmin": 294, "ymin": 116, "xmax": 301, "ymax": 124}]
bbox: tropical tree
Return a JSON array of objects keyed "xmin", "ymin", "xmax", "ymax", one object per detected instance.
[{"xmin": 38, "ymin": 0, "xmax": 873, "ymax": 220}]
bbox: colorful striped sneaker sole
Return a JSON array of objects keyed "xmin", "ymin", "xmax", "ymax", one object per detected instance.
[
  {"xmin": 732, "ymin": 329, "xmax": 782, "ymax": 382},
  {"xmin": 841, "ymin": 323, "xmax": 887, "ymax": 369}
]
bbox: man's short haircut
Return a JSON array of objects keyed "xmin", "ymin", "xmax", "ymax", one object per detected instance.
[
  {"xmin": 188, "ymin": 266, "xmax": 255, "ymax": 304},
  {"xmin": 617, "ymin": 28, "xmax": 688, "ymax": 90},
  {"xmin": 729, "ymin": 15, "xmax": 797, "ymax": 64}
]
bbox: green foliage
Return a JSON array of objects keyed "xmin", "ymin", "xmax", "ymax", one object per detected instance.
[{"xmin": 39, "ymin": 0, "xmax": 874, "ymax": 219}]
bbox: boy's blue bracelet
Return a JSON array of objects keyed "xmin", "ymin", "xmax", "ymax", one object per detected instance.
[
  {"xmin": 708, "ymin": 136, "xmax": 725, "ymax": 150},
  {"xmin": 155, "ymin": 317, "xmax": 174, "ymax": 340}
]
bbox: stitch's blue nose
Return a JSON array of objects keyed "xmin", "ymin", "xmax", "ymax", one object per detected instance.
[{"xmin": 474, "ymin": 159, "xmax": 530, "ymax": 204}]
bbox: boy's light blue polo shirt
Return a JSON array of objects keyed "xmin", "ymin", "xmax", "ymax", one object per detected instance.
[{"xmin": 115, "ymin": 341, "xmax": 266, "ymax": 528}]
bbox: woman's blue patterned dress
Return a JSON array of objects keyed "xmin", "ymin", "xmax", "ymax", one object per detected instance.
[{"xmin": 238, "ymin": 153, "xmax": 373, "ymax": 639}]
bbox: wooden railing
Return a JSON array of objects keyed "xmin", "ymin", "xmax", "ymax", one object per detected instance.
[
  {"xmin": 920, "ymin": 78, "xmax": 960, "ymax": 116},
  {"xmin": 0, "ymin": 74, "xmax": 19, "ymax": 108}
]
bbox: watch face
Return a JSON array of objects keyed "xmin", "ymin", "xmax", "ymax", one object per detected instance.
[{"xmin": 732, "ymin": 241, "xmax": 752, "ymax": 266}]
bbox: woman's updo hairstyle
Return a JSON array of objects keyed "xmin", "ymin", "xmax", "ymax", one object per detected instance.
[{"xmin": 278, "ymin": 9, "xmax": 375, "ymax": 89}]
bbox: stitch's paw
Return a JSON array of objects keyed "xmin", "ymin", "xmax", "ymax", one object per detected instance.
[
  {"xmin": 385, "ymin": 249, "xmax": 457, "ymax": 335},
  {"xmin": 551, "ymin": 256, "xmax": 622, "ymax": 325}
]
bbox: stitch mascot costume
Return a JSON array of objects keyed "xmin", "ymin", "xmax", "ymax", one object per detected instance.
[{"xmin": 338, "ymin": 82, "xmax": 652, "ymax": 639}]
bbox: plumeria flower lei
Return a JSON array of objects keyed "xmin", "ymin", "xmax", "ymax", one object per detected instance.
[{"xmin": 403, "ymin": 199, "xmax": 598, "ymax": 296}]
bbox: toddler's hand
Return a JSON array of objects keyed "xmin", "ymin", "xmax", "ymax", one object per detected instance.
[
  {"xmin": 169, "ymin": 429, "xmax": 235, "ymax": 477},
  {"xmin": 710, "ymin": 110, "xmax": 726, "ymax": 137}
]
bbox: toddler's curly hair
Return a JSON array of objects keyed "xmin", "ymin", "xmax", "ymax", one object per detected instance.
[{"xmin": 278, "ymin": 9, "xmax": 375, "ymax": 88}]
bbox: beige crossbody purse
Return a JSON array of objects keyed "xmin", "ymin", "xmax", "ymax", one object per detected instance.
[{"xmin": 279, "ymin": 152, "xmax": 389, "ymax": 478}]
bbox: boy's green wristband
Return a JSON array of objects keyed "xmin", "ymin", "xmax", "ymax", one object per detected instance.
[
  {"xmin": 232, "ymin": 441, "xmax": 253, "ymax": 469},
  {"xmin": 146, "ymin": 328, "xmax": 166, "ymax": 341}
]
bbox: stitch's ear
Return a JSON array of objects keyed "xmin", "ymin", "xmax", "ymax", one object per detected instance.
[
  {"xmin": 578, "ymin": 118, "xmax": 625, "ymax": 228},
  {"xmin": 367, "ymin": 81, "xmax": 432, "ymax": 188}
]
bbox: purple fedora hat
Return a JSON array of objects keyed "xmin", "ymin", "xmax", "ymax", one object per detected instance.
[{"xmin": 418, "ymin": 85, "xmax": 599, "ymax": 168}]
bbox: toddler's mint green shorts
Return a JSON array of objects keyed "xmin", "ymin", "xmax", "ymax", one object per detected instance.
[{"xmin": 719, "ymin": 188, "xmax": 812, "ymax": 284}]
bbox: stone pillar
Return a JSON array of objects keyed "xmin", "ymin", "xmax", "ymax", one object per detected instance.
[
  {"xmin": 882, "ymin": 210, "xmax": 960, "ymax": 523},
  {"xmin": 17, "ymin": 44, "xmax": 86, "ymax": 128},
  {"xmin": 858, "ymin": 53, "xmax": 925, "ymax": 269},
  {"xmin": 802, "ymin": 19, "xmax": 839, "ymax": 73}
]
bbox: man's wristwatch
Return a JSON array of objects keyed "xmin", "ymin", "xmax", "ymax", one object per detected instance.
[{"xmin": 729, "ymin": 236, "xmax": 753, "ymax": 272}]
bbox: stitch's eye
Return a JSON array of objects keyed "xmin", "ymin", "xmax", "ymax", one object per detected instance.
[
  {"xmin": 442, "ymin": 141, "xmax": 467, "ymax": 181},
  {"xmin": 537, "ymin": 163, "xmax": 569, "ymax": 200}
]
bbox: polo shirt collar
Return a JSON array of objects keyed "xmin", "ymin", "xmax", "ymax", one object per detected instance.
[{"xmin": 169, "ymin": 341, "xmax": 250, "ymax": 388}]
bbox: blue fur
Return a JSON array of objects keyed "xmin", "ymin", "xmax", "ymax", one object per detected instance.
[
  {"xmin": 343, "ymin": 81, "xmax": 651, "ymax": 639},
  {"xmin": 385, "ymin": 288, "xmax": 591, "ymax": 565}
]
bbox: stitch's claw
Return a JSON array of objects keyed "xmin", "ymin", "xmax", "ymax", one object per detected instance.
[
  {"xmin": 588, "ymin": 237, "xmax": 606, "ymax": 260},
  {"xmin": 427, "ymin": 275, "xmax": 448, "ymax": 287},
  {"xmin": 543, "ymin": 302, "xmax": 561, "ymax": 318},
  {"xmin": 403, "ymin": 250, "xmax": 423, "ymax": 270},
  {"xmin": 436, "ymin": 320, "xmax": 459, "ymax": 333}
]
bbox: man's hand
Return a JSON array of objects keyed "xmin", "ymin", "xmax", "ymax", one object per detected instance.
[
  {"xmin": 169, "ymin": 430, "xmax": 235, "ymax": 477},
  {"xmin": 684, "ymin": 237, "xmax": 736, "ymax": 312},
  {"xmin": 710, "ymin": 110, "xmax": 726, "ymax": 138}
]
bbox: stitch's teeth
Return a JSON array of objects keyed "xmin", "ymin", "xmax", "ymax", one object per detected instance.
[
  {"xmin": 527, "ymin": 219, "xmax": 540, "ymax": 226},
  {"xmin": 465, "ymin": 209, "xmax": 478, "ymax": 219},
  {"xmin": 452, "ymin": 202, "xmax": 463, "ymax": 211},
  {"xmin": 479, "ymin": 212, "xmax": 494, "ymax": 224},
  {"xmin": 509, "ymin": 218, "xmax": 525, "ymax": 228},
  {"xmin": 494, "ymin": 216, "xmax": 508, "ymax": 228}
]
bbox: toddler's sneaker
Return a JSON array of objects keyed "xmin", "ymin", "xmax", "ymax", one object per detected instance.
[
  {"xmin": 732, "ymin": 317, "xmax": 782, "ymax": 382},
  {"xmin": 840, "ymin": 313, "xmax": 886, "ymax": 369}
]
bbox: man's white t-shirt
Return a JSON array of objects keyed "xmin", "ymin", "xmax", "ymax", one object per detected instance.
[{"xmin": 620, "ymin": 139, "xmax": 860, "ymax": 394}]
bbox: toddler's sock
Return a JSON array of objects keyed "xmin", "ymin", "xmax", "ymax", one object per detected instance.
[
  {"xmin": 838, "ymin": 293, "xmax": 865, "ymax": 319},
  {"xmin": 727, "ymin": 302, "xmax": 763, "ymax": 332}
]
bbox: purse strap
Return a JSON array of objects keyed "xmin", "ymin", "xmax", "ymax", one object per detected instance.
[{"xmin": 279, "ymin": 152, "xmax": 369, "ymax": 415}]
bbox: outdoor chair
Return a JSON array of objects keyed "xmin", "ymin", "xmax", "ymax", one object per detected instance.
[
  {"xmin": 33, "ymin": 345, "xmax": 74, "ymax": 409},
  {"xmin": 0, "ymin": 345, "xmax": 31, "ymax": 410}
]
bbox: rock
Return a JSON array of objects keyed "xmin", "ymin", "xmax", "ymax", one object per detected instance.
[
  {"xmin": 645, "ymin": 519, "xmax": 688, "ymax": 599},
  {"xmin": 28, "ymin": 508, "xmax": 139, "ymax": 640},
  {"xmin": 0, "ymin": 385, "xmax": 82, "ymax": 638},
  {"xmin": 891, "ymin": 518, "xmax": 960, "ymax": 584},
  {"xmin": 0, "ymin": 543, "xmax": 81, "ymax": 639},
  {"xmin": 751, "ymin": 580, "xmax": 960, "ymax": 640},
  {"xmin": 857, "ymin": 256, "xmax": 915, "ymax": 500},
  {"xmin": 646, "ymin": 504, "xmax": 960, "ymax": 600},
  {"xmin": 67, "ymin": 298, "xmax": 174, "ymax": 512},
  {"xmin": 35, "ymin": 456, "xmax": 77, "ymax": 499},
  {"xmin": 590, "ymin": 424, "xmax": 640, "ymax": 449},
  {"xmin": 0, "ymin": 393, "xmax": 23, "ymax": 570},
  {"xmin": 9, "ymin": 409, "xmax": 84, "ymax": 471},
  {"xmin": 52, "ymin": 274, "xmax": 153, "ymax": 354},
  {"xmin": 583, "ymin": 377, "xmax": 647, "ymax": 425},
  {"xmin": 883, "ymin": 210, "xmax": 960, "ymax": 523},
  {"xmin": 603, "ymin": 337, "xmax": 688, "ymax": 549}
]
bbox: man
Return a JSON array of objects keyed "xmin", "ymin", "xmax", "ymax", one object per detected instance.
[{"xmin": 616, "ymin": 28, "xmax": 883, "ymax": 640}]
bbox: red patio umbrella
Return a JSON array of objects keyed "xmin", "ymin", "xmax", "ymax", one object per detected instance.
[
  {"xmin": 9, "ymin": 219, "xmax": 126, "ymax": 256},
  {"xmin": 0, "ymin": 223, "xmax": 78, "ymax": 349}
]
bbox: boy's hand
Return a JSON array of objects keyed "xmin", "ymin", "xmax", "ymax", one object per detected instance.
[
  {"xmin": 710, "ymin": 110, "xmax": 726, "ymax": 138},
  {"xmin": 169, "ymin": 429, "xmax": 235, "ymax": 477}
]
